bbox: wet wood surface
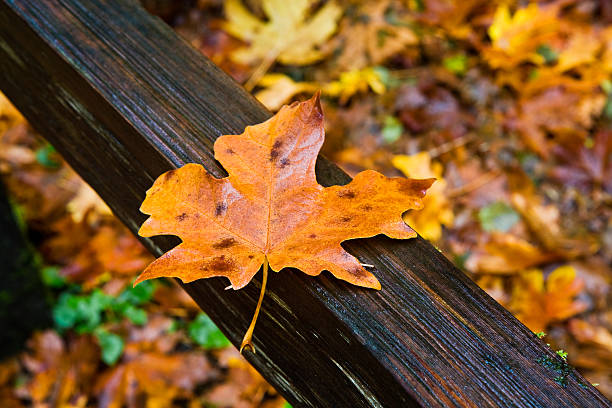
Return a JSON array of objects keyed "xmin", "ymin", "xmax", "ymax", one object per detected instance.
[{"xmin": 0, "ymin": 0, "xmax": 610, "ymax": 406}]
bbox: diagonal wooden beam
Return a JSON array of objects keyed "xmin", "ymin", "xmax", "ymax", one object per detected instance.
[{"xmin": 0, "ymin": 0, "xmax": 609, "ymax": 406}]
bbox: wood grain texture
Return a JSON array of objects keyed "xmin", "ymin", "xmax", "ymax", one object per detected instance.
[{"xmin": 0, "ymin": 1, "xmax": 609, "ymax": 406}]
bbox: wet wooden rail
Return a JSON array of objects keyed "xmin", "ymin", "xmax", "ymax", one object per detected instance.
[{"xmin": 0, "ymin": 0, "xmax": 610, "ymax": 406}]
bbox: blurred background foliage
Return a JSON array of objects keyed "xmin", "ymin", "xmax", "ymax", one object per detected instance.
[{"xmin": 1, "ymin": 0, "xmax": 612, "ymax": 406}]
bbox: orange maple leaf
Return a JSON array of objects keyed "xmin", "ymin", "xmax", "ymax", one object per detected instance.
[
  {"xmin": 136, "ymin": 94, "xmax": 433, "ymax": 351},
  {"xmin": 510, "ymin": 265, "xmax": 588, "ymax": 333}
]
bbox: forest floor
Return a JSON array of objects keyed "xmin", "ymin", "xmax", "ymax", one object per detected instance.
[{"xmin": 1, "ymin": 0, "xmax": 612, "ymax": 406}]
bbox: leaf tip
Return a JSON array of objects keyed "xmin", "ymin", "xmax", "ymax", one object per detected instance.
[
  {"xmin": 133, "ymin": 273, "xmax": 147, "ymax": 287},
  {"xmin": 420, "ymin": 177, "xmax": 437, "ymax": 196},
  {"xmin": 311, "ymin": 90, "xmax": 323, "ymax": 116}
]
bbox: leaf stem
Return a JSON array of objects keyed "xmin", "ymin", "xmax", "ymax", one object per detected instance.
[{"xmin": 240, "ymin": 256, "xmax": 269, "ymax": 354}]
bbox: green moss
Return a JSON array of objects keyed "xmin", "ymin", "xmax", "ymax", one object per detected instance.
[{"xmin": 536, "ymin": 355, "xmax": 572, "ymax": 388}]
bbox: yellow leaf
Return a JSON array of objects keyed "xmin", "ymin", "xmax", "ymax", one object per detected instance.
[
  {"xmin": 323, "ymin": 68, "xmax": 386, "ymax": 104},
  {"xmin": 0, "ymin": 92, "xmax": 24, "ymax": 134},
  {"xmin": 555, "ymin": 30, "xmax": 601, "ymax": 73},
  {"xmin": 485, "ymin": 3, "xmax": 559, "ymax": 69},
  {"xmin": 255, "ymin": 74, "xmax": 318, "ymax": 111},
  {"xmin": 224, "ymin": 0, "xmax": 342, "ymax": 66},
  {"xmin": 510, "ymin": 265, "xmax": 587, "ymax": 332},
  {"xmin": 255, "ymin": 68, "xmax": 387, "ymax": 110},
  {"xmin": 392, "ymin": 152, "xmax": 453, "ymax": 241}
]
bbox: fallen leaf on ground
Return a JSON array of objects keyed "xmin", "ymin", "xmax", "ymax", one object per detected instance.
[
  {"xmin": 205, "ymin": 348, "xmax": 284, "ymax": 408},
  {"xmin": 570, "ymin": 319, "xmax": 612, "ymax": 351},
  {"xmin": 465, "ymin": 232, "xmax": 559, "ymax": 274},
  {"xmin": 512, "ymin": 87, "xmax": 604, "ymax": 158},
  {"xmin": 485, "ymin": 3, "xmax": 560, "ymax": 69},
  {"xmin": 67, "ymin": 182, "xmax": 112, "ymax": 223},
  {"xmin": 255, "ymin": 74, "xmax": 319, "ymax": 111},
  {"xmin": 393, "ymin": 152, "xmax": 453, "ymax": 241},
  {"xmin": 224, "ymin": 0, "xmax": 341, "ymax": 88},
  {"xmin": 331, "ymin": 0, "xmax": 417, "ymax": 71},
  {"xmin": 0, "ymin": 93, "xmax": 24, "ymax": 134},
  {"xmin": 95, "ymin": 352, "xmax": 213, "ymax": 408},
  {"xmin": 20, "ymin": 331, "xmax": 99, "ymax": 406},
  {"xmin": 510, "ymin": 265, "xmax": 588, "ymax": 332}
]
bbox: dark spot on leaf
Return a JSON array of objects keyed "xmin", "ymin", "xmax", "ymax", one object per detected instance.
[
  {"xmin": 212, "ymin": 238, "xmax": 236, "ymax": 249},
  {"xmin": 340, "ymin": 216, "xmax": 352, "ymax": 222},
  {"xmin": 360, "ymin": 205, "xmax": 373, "ymax": 211},
  {"xmin": 309, "ymin": 234, "xmax": 317, "ymax": 238},
  {"xmin": 215, "ymin": 203, "xmax": 227, "ymax": 216},
  {"xmin": 248, "ymin": 255, "xmax": 254, "ymax": 259},
  {"xmin": 163, "ymin": 169, "xmax": 176, "ymax": 181},
  {"xmin": 338, "ymin": 190, "xmax": 356, "ymax": 199},
  {"xmin": 226, "ymin": 148, "xmax": 235, "ymax": 154},
  {"xmin": 175, "ymin": 213, "xmax": 188, "ymax": 221},
  {"xmin": 270, "ymin": 140, "xmax": 283, "ymax": 162},
  {"xmin": 203, "ymin": 255, "xmax": 233, "ymax": 272},
  {"xmin": 348, "ymin": 266, "xmax": 367, "ymax": 277},
  {"xmin": 279, "ymin": 158, "xmax": 290, "ymax": 168}
]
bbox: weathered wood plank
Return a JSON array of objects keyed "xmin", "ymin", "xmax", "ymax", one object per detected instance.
[{"xmin": 0, "ymin": 0, "xmax": 609, "ymax": 406}]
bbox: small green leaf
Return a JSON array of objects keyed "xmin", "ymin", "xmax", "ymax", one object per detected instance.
[
  {"xmin": 535, "ymin": 331, "xmax": 547, "ymax": 339},
  {"xmin": 35, "ymin": 144, "xmax": 60, "ymax": 168},
  {"xmin": 52, "ymin": 294, "xmax": 78, "ymax": 330},
  {"xmin": 122, "ymin": 305, "xmax": 147, "ymax": 326},
  {"xmin": 536, "ymin": 44, "xmax": 558, "ymax": 64},
  {"xmin": 53, "ymin": 289, "xmax": 112, "ymax": 333},
  {"xmin": 556, "ymin": 349, "xmax": 568, "ymax": 361},
  {"xmin": 478, "ymin": 202, "xmax": 520, "ymax": 232},
  {"xmin": 188, "ymin": 313, "xmax": 230, "ymax": 349},
  {"xmin": 95, "ymin": 329, "xmax": 124, "ymax": 365},
  {"xmin": 604, "ymin": 96, "xmax": 612, "ymax": 120},
  {"xmin": 443, "ymin": 54, "xmax": 467, "ymax": 75},
  {"xmin": 381, "ymin": 116, "xmax": 403, "ymax": 144},
  {"xmin": 116, "ymin": 280, "xmax": 155, "ymax": 306},
  {"xmin": 41, "ymin": 266, "xmax": 67, "ymax": 288},
  {"xmin": 166, "ymin": 319, "xmax": 180, "ymax": 333}
]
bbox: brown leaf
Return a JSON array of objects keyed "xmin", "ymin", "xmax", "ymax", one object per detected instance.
[
  {"xmin": 331, "ymin": 0, "xmax": 417, "ymax": 71},
  {"xmin": 512, "ymin": 88, "xmax": 604, "ymax": 158},
  {"xmin": 136, "ymin": 95, "xmax": 433, "ymax": 290},
  {"xmin": 95, "ymin": 352, "xmax": 214, "ymax": 408},
  {"xmin": 465, "ymin": 232, "xmax": 559, "ymax": 274},
  {"xmin": 21, "ymin": 331, "xmax": 98, "ymax": 406}
]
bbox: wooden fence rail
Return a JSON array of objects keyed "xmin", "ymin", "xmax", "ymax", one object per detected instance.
[{"xmin": 0, "ymin": 0, "xmax": 610, "ymax": 406}]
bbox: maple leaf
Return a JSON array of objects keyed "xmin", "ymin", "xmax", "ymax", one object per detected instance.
[
  {"xmin": 510, "ymin": 265, "xmax": 588, "ymax": 333},
  {"xmin": 485, "ymin": 3, "xmax": 560, "ymax": 69},
  {"xmin": 223, "ymin": 0, "xmax": 342, "ymax": 89},
  {"xmin": 136, "ymin": 94, "xmax": 433, "ymax": 351},
  {"xmin": 331, "ymin": 0, "xmax": 417, "ymax": 71}
]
